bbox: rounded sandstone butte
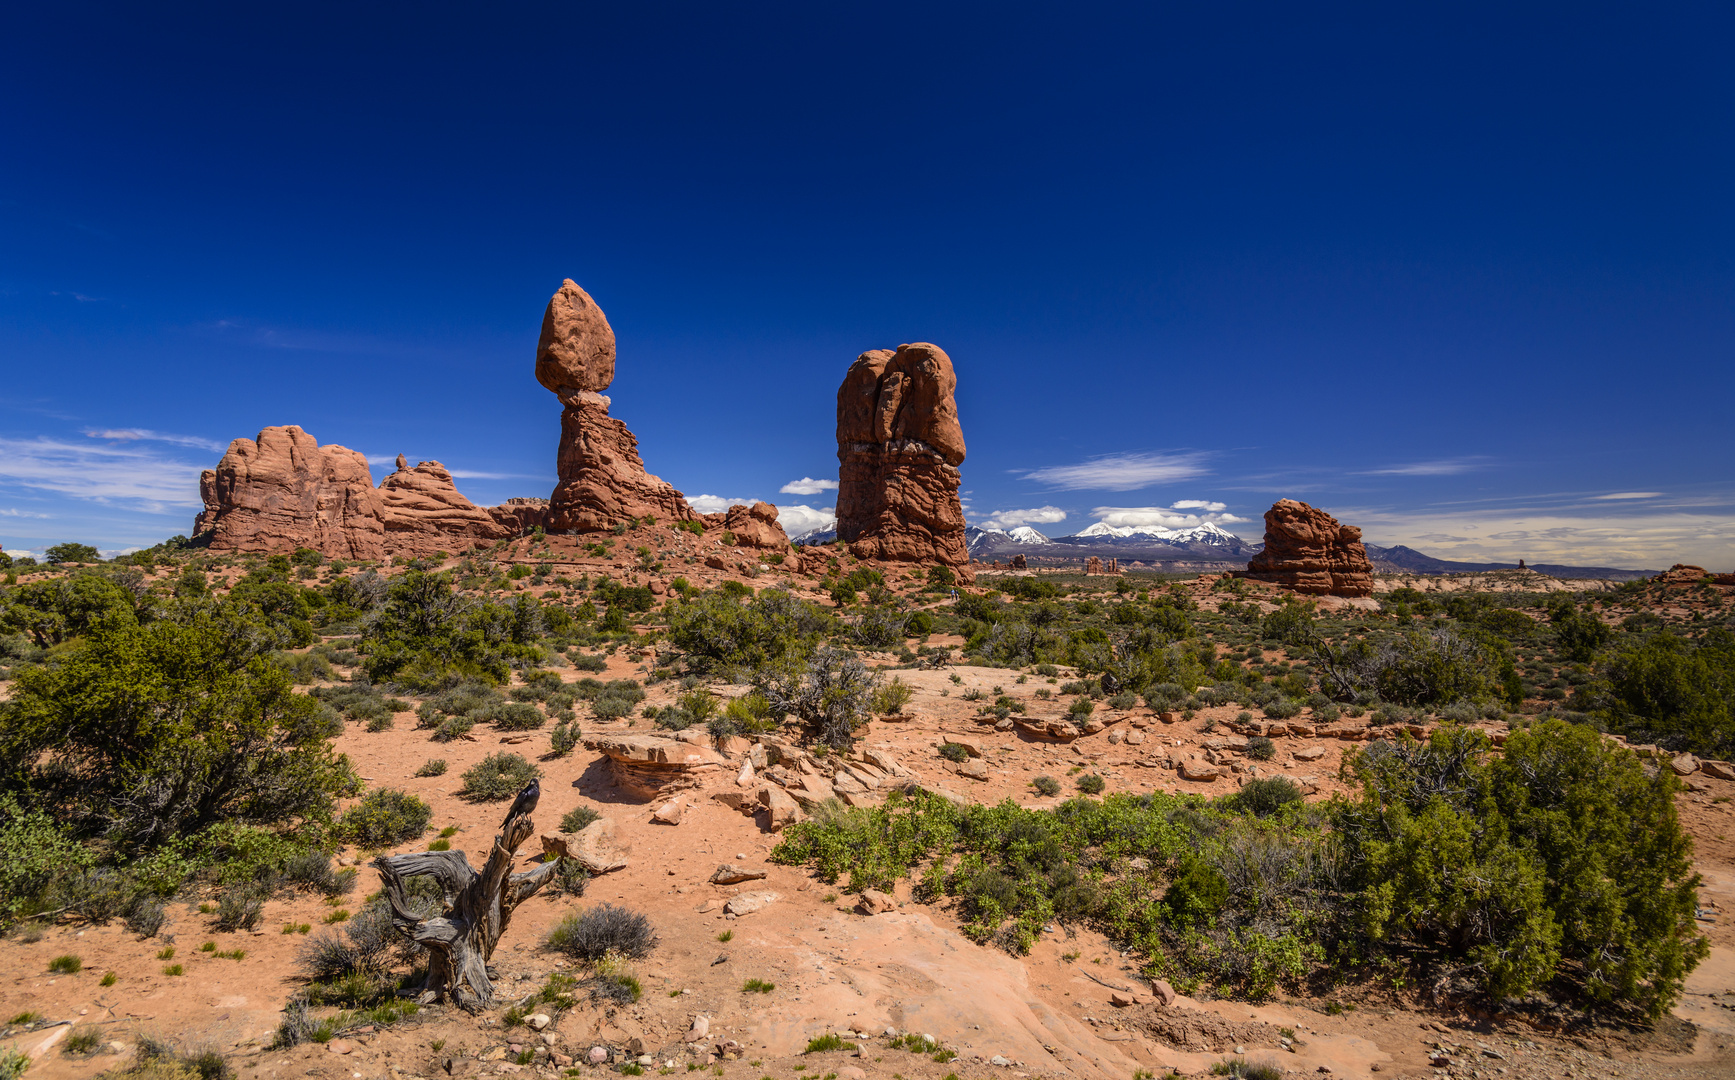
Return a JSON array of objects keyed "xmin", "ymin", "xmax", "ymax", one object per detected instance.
[
  {"xmin": 536, "ymin": 279, "xmax": 616, "ymax": 401},
  {"xmin": 377, "ymin": 458, "xmax": 514, "ymax": 553},
  {"xmin": 835, "ymin": 342, "xmax": 971, "ymax": 578},
  {"xmin": 194, "ymin": 425, "xmax": 388, "ymax": 560},
  {"xmin": 721, "ymin": 501, "xmax": 793, "ymax": 551},
  {"xmin": 1245, "ymin": 499, "xmax": 1374, "ymax": 597}
]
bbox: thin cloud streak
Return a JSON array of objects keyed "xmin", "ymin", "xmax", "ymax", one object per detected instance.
[
  {"xmin": 0, "ymin": 436, "xmax": 204, "ymax": 511},
  {"xmin": 85, "ymin": 428, "xmax": 229, "ymax": 453},
  {"xmin": 1018, "ymin": 451, "xmax": 1208, "ymax": 491}
]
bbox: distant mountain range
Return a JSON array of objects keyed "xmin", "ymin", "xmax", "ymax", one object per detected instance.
[{"xmin": 790, "ymin": 522, "xmax": 1656, "ymax": 580}]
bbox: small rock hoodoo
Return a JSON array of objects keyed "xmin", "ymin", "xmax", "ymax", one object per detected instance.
[
  {"xmin": 1244, "ymin": 499, "xmax": 1373, "ymax": 597},
  {"xmin": 538, "ymin": 279, "xmax": 700, "ymax": 533},
  {"xmin": 834, "ymin": 343, "xmax": 971, "ymax": 580}
]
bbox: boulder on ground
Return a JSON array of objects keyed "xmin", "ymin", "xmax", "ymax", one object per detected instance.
[{"xmin": 583, "ymin": 733, "xmax": 730, "ymax": 799}]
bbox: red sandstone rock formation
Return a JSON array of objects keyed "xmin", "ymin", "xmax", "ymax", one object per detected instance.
[
  {"xmin": 835, "ymin": 343, "xmax": 970, "ymax": 579},
  {"xmin": 377, "ymin": 456, "xmax": 513, "ymax": 554},
  {"xmin": 538, "ymin": 279, "xmax": 700, "ymax": 533},
  {"xmin": 1245, "ymin": 499, "xmax": 1373, "ymax": 597},
  {"xmin": 195, "ymin": 426, "xmax": 388, "ymax": 560},
  {"xmin": 722, "ymin": 501, "xmax": 792, "ymax": 550},
  {"xmin": 1656, "ymin": 564, "xmax": 1709, "ymax": 585},
  {"xmin": 1010, "ymin": 553, "xmax": 1027, "ymax": 570},
  {"xmin": 196, "ymin": 431, "xmax": 542, "ymax": 559}
]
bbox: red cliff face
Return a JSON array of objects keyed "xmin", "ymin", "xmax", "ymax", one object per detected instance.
[
  {"xmin": 195, "ymin": 433, "xmax": 538, "ymax": 559},
  {"xmin": 835, "ymin": 343, "xmax": 971, "ymax": 579},
  {"xmin": 1245, "ymin": 499, "xmax": 1373, "ymax": 597}
]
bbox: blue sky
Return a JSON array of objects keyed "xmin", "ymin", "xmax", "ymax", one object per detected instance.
[{"xmin": 2, "ymin": 3, "xmax": 1732, "ymax": 569}]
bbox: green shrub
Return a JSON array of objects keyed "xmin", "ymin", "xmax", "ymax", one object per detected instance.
[
  {"xmin": 414, "ymin": 759, "xmax": 447, "ymax": 777},
  {"xmin": 1233, "ymin": 777, "xmax": 1303, "ymax": 818},
  {"xmin": 757, "ymin": 646, "xmax": 879, "ymax": 749},
  {"xmin": 339, "ymin": 789, "xmax": 432, "ymax": 846},
  {"xmin": 560, "ymin": 806, "xmax": 601, "ymax": 834},
  {"xmin": 1032, "ymin": 776, "xmax": 1061, "ymax": 796},
  {"xmin": 1597, "ymin": 630, "xmax": 1735, "ymax": 757},
  {"xmin": 871, "ymin": 678, "xmax": 914, "ymax": 715},
  {"xmin": 1075, "ymin": 773, "xmax": 1105, "ymax": 795},
  {"xmin": 550, "ymin": 720, "xmax": 580, "ymax": 756},
  {"xmin": 803, "ymin": 1034, "xmax": 848, "ymax": 1054},
  {"xmin": 489, "ymin": 701, "xmax": 546, "ymax": 731},
  {"xmin": 1247, "ymin": 736, "xmax": 1275, "ymax": 761},
  {"xmin": 214, "ymin": 887, "xmax": 265, "ymax": 932},
  {"xmin": 48, "ymin": 954, "xmax": 82, "ymax": 974},
  {"xmin": 741, "ymin": 978, "xmax": 775, "ymax": 993},
  {"xmin": 459, "ymin": 753, "xmax": 541, "ymax": 802},
  {"xmin": 1068, "ymin": 696, "xmax": 1095, "ymax": 717},
  {"xmin": 546, "ymin": 904, "xmax": 657, "ymax": 959},
  {"xmin": 939, "ymin": 743, "xmax": 970, "ymax": 763}
]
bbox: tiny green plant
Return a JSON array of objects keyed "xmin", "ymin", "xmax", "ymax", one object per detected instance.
[
  {"xmin": 47, "ymin": 954, "xmax": 82, "ymax": 974},
  {"xmin": 322, "ymin": 909, "xmax": 351, "ymax": 924},
  {"xmin": 932, "ymin": 1050, "xmax": 957, "ymax": 1064},
  {"xmin": 440, "ymin": 825, "xmax": 458, "ymax": 837},
  {"xmin": 100, "ymin": 971, "xmax": 117, "ymax": 986},
  {"xmin": 804, "ymin": 1034, "xmax": 848, "ymax": 1054},
  {"xmin": 198, "ymin": 902, "xmax": 214, "ymax": 914},
  {"xmin": 717, "ymin": 930, "xmax": 733, "ymax": 942},
  {"xmin": 156, "ymin": 946, "xmax": 176, "ymax": 960},
  {"xmin": 431, "ymin": 1041, "xmax": 446, "ymax": 1053},
  {"xmin": 216, "ymin": 949, "xmax": 246, "ymax": 960},
  {"xmin": 8, "ymin": 1012, "xmax": 40, "ymax": 1025},
  {"xmin": 64, "ymin": 1027, "xmax": 102, "ymax": 1055},
  {"xmin": 200, "ymin": 942, "xmax": 216, "ymax": 952},
  {"xmin": 163, "ymin": 963, "xmax": 184, "ymax": 976},
  {"xmin": 282, "ymin": 922, "xmax": 312, "ymax": 934},
  {"xmin": 822, "ymin": 893, "xmax": 838, "ymax": 903},
  {"xmin": 428, "ymin": 839, "xmax": 451, "ymax": 851},
  {"xmin": 742, "ymin": 978, "xmax": 775, "ymax": 993},
  {"xmin": 622, "ymin": 1065, "xmax": 644, "ymax": 1076}
]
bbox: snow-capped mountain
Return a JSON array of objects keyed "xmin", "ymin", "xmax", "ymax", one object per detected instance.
[
  {"xmin": 790, "ymin": 525, "xmax": 837, "ymax": 546},
  {"xmin": 965, "ymin": 525, "xmax": 1050, "ymax": 556},
  {"xmin": 1068, "ymin": 521, "xmax": 1242, "ymax": 546}
]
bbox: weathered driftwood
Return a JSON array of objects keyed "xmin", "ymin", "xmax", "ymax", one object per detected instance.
[{"xmin": 373, "ymin": 782, "xmax": 557, "ymax": 1012}]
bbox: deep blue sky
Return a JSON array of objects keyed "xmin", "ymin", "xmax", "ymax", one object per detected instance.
[{"xmin": 3, "ymin": 3, "xmax": 1732, "ymax": 568}]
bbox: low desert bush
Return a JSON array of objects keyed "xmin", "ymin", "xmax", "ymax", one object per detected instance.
[
  {"xmin": 938, "ymin": 743, "xmax": 970, "ymax": 763},
  {"xmin": 1233, "ymin": 777, "xmax": 1304, "ymax": 818},
  {"xmin": 339, "ymin": 789, "xmax": 432, "ymax": 846},
  {"xmin": 459, "ymin": 753, "xmax": 541, "ymax": 802},
  {"xmin": 871, "ymin": 677, "xmax": 914, "ymax": 715},
  {"xmin": 550, "ymin": 719, "xmax": 580, "ymax": 756},
  {"xmin": 414, "ymin": 759, "xmax": 448, "ymax": 777},
  {"xmin": 1032, "ymin": 776, "xmax": 1061, "ymax": 796},
  {"xmin": 1075, "ymin": 774, "xmax": 1105, "ymax": 795},
  {"xmin": 214, "ymin": 887, "xmax": 265, "ymax": 932},
  {"xmin": 1247, "ymin": 736, "xmax": 1276, "ymax": 761},
  {"xmin": 559, "ymin": 805, "xmax": 602, "ymax": 834},
  {"xmin": 546, "ymin": 904, "xmax": 658, "ymax": 960}
]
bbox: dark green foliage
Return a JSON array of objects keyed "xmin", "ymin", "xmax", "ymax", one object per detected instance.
[
  {"xmin": 1335, "ymin": 722, "xmax": 1707, "ymax": 1013},
  {"xmin": 360, "ymin": 570, "xmax": 549, "ymax": 690},
  {"xmin": 1549, "ymin": 598, "xmax": 1613, "ymax": 662},
  {"xmin": 570, "ymin": 652, "xmax": 608, "ymax": 672},
  {"xmin": 0, "ymin": 572, "xmax": 139, "ymax": 647},
  {"xmin": 338, "ymin": 789, "xmax": 432, "ymax": 847},
  {"xmin": 1246, "ymin": 736, "xmax": 1275, "ymax": 761},
  {"xmin": 550, "ymin": 719, "xmax": 579, "ymax": 756},
  {"xmin": 414, "ymin": 759, "xmax": 447, "ymax": 777},
  {"xmin": 44, "ymin": 543, "xmax": 102, "ymax": 565},
  {"xmin": 1032, "ymin": 776, "xmax": 1061, "ymax": 796},
  {"xmin": 925, "ymin": 565, "xmax": 956, "ymax": 588},
  {"xmin": 938, "ymin": 742, "xmax": 970, "ymax": 763},
  {"xmin": 0, "ymin": 607, "xmax": 355, "ymax": 851},
  {"xmin": 667, "ymin": 587, "xmax": 831, "ymax": 671},
  {"xmin": 1595, "ymin": 630, "xmax": 1735, "ymax": 757},
  {"xmin": 1231, "ymin": 777, "xmax": 1303, "ymax": 818},
  {"xmin": 1075, "ymin": 773, "xmax": 1105, "ymax": 795},
  {"xmin": 489, "ymin": 701, "xmax": 546, "ymax": 730},
  {"xmin": 459, "ymin": 753, "xmax": 540, "ymax": 802},
  {"xmin": 546, "ymin": 903, "xmax": 658, "ymax": 959}
]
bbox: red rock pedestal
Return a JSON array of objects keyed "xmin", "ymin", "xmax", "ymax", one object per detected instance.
[
  {"xmin": 536, "ymin": 279, "xmax": 700, "ymax": 533},
  {"xmin": 1245, "ymin": 499, "xmax": 1373, "ymax": 597},
  {"xmin": 835, "ymin": 343, "xmax": 971, "ymax": 580}
]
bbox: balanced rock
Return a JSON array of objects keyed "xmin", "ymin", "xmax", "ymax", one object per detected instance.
[
  {"xmin": 195, "ymin": 426, "xmax": 388, "ymax": 559},
  {"xmin": 835, "ymin": 343, "xmax": 971, "ymax": 579},
  {"xmin": 538, "ymin": 280, "xmax": 701, "ymax": 533},
  {"xmin": 1245, "ymin": 499, "xmax": 1373, "ymax": 597}
]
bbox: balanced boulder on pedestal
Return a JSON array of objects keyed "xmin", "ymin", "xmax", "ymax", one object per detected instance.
[{"xmin": 538, "ymin": 279, "xmax": 700, "ymax": 533}]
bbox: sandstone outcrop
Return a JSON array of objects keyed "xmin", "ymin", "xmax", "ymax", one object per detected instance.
[
  {"xmin": 195, "ymin": 426, "xmax": 388, "ymax": 560},
  {"xmin": 835, "ymin": 343, "xmax": 970, "ymax": 578},
  {"xmin": 538, "ymin": 280, "xmax": 701, "ymax": 533},
  {"xmin": 194, "ymin": 428, "xmax": 546, "ymax": 559},
  {"xmin": 721, "ymin": 501, "xmax": 792, "ymax": 550},
  {"xmin": 581, "ymin": 733, "xmax": 730, "ymax": 800},
  {"xmin": 1245, "ymin": 499, "xmax": 1373, "ymax": 597},
  {"xmin": 377, "ymin": 457, "xmax": 513, "ymax": 553}
]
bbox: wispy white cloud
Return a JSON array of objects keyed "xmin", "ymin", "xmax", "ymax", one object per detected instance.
[
  {"xmin": 779, "ymin": 477, "xmax": 838, "ymax": 495},
  {"xmin": 685, "ymin": 494, "xmax": 757, "ymax": 515},
  {"xmin": 1018, "ymin": 451, "xmax": 1208, "ymax": 491},
  {"xmin": 1171, "ymin": 499, "xmax": 1227, "ymax": 512},
  {"xmin": 0, "ymin": 436, "xmax": 205, "ymax": 512},
  {"xmin": 1593, "ymin": 491, "xmax": 1663, "ymax": 501},
  {"xmin": 445, "ymin": 469, "xmax": 549, "ymax": 481},
  {"xmin": 1090, "ymin": 506, "xmax": 1248, "ymax": 529},
  {"xmin": 1344, "ymin": 504, "xmax": 1735, "ymax": 570},
  {"xmin": 1359, "ymin": 457, "xmax": 1488, "ymax": 477},
  {"xmin": 775, "ymin": 504, "xmax": 835, "ymax": 537},
  {"xmin": 0, "ymin": 508, "xmax": 51, "ymax": 518},
  {"xmin": 981, "ymin": 506, "xmax": 1067, "ymax": 530},
  {"xmin": 85, "ymin": 428, "xmax": 229, "ymax": 453}
]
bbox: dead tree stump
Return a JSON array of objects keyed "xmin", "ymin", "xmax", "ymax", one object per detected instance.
[{"xmin": 373, "ymin": 782, "xmax": 557, "ymax": 1012}]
